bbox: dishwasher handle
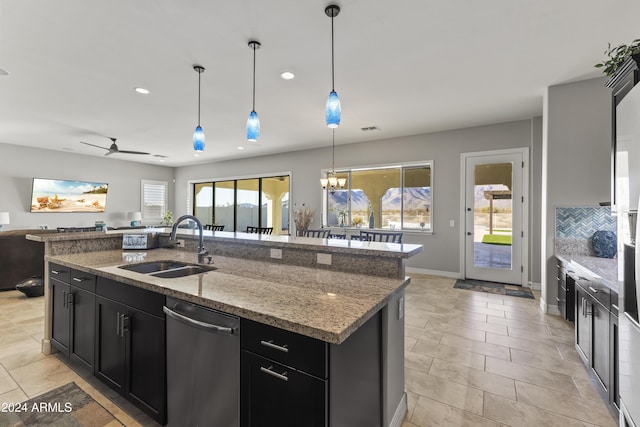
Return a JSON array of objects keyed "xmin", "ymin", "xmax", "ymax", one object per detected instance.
[{"xmin": 163, "ymin": 306, "xmax": 237, "ymax": 335}]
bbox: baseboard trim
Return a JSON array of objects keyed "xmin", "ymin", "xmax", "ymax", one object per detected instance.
[
  {"xmin": 405, "ymin": 267, "xmax": 462, "ymax": 279},
  {"xmin": 388, "ymin": 391, "xmax": 407, "ymax": 427}
]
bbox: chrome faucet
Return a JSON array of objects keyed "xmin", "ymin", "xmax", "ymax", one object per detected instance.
[{"xmin": 170, "ymin": 215, "xmax": 210, "ymax": 264}]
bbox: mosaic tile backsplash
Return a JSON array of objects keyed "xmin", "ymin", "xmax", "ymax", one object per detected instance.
[{"xmin": 555, "ymin": 206, "xmax": 617, "ymax": 256}]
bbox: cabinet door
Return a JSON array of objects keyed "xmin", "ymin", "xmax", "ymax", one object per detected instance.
[
  {"xmin": 241, "ymin": 351, "xmax": 326, "ymax": 427},
  {"xmin": 591, "ymin": 301, "xmax": 610, "ymax": 391},
  {"xmin": 69, "ymin": 286, "xmax": 95, "ymax": 371},
  {"xmin": 556, "ymin": 260, "xmax": 566, "ymax": 319},
  {"xmin": 50, "ymin": 279, "xmax": 70, "ymax": 355},
  {"xmin": 575, "ymin": 287, "xmax": 591, "ymax": 364},
  {"xmin": 126, "ymin": 307, "xmax": 166, "ymax": 423},
  {"xmin": 95, "ymin": 296, "xmax": 126, "ymax": 393},
  {"xmin": 610, "ymin": 312, "xmax": 619, "ymax": 412}
]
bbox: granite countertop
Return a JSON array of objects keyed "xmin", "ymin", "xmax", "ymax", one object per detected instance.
[
  {"xmin": 556, "ymin": 252, "xmax": 618, "ymax": 293},
  {"xmin": 30, "ymin": 228, "xmax": 423, "ymax": 259},
  {"xmin": 47, "ymin": 249, "xmax": 410, "ymax": 344}
]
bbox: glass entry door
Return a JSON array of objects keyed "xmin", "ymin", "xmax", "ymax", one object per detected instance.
[{"xmin": 464, "ymin": 151, "xmax": 525, "ymax": 285}]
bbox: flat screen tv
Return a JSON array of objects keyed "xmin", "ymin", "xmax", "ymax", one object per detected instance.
[{"xmin": 30, "ymin": 178, "xmax": 108, "ymax": 213}]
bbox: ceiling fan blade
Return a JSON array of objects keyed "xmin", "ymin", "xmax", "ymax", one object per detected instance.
[
  {"xmin": 117, "ymin": 149, "xmax": 150, "ymax": 155},
  {"xmin": 80, "ymin": 141, "xmax": 109, "ymax": 151}
]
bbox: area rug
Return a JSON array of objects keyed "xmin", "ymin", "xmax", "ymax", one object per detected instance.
[
  {"xmin": 2, "ymin": 382, "xmax": 123, "ymax": 426},
  {"xmin": 454, "ymin": 278, "xmax": 535, "ymax": 299}
]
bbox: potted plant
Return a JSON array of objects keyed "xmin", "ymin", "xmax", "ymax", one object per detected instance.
[
  {"xmin": 163, "ymin": 210, "xmax": 173, "ymax": 226},
  {"xmin": 595, "ymin": 39, "xmax": 640, "ymax": 77},
  {"xmin": 352, "ymin": 216, "xmax": 364, "ymax": 228}
]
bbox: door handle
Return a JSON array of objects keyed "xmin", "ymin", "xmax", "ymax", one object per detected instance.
[
  {"xmin": 62, "ymin": 290, "xmax": 67, "ymax": 309},
  {"xmin": 67, "ymin": 292, "xmax": 74, "ymax": 306},
  {"xmin": 120, "ymin": 314, "xmax": 129, "ymax": 336},
  {"xmin": 466, "ymin": 232, "xmax": 472, "ymax": 236},
  {"xmin": 260, "ymin": 366, "xmax": 289, "ymax": 382},
  {"xmin": 116, "ymin": 312, "xmax": 120, "ymax": 336},
  {"xmin": 260, "ymin": 340, "xmax": 289, "ymax": 353}
]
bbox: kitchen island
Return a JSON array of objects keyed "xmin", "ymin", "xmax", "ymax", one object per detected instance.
[{"xmin": 31, "ymin": 229, "xmax": 423, "ymax": 427}]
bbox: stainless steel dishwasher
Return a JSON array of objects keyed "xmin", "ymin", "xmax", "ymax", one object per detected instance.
[{"xmin": 164, "ymin": 296, "xmax": 240, "ymax": 427}]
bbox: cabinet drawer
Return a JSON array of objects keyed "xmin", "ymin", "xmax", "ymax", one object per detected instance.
[
  {"xmin": 241, "ymin": 318, "xmax": 327, "ymax": 379},
  {"xmin": 579, "ymin": 280, "xmax": 610, "ymax": 310},
  {"xmin": 69, "ymin": 269, "xmax": 96, "ymax": 292},
  {"xmin": 49, "ymin": 263, "xmax": 70, "ymax": 283},
  {"xmin": 610, "ymin": 291, "xmax": 619, "ymax": 316},
  {"xmin": 96, "ymin": 276, "xmax": 164, "ymax": 317}
]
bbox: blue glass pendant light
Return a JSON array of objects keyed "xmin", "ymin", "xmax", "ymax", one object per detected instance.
[
  {"xmin": 325, "ymin": 4, "xmax": 341, "ymax": 128},
  {"xmin": 193, "ymin": 65, "xmax": 205, "ymax": 153},
  {"xmin": 247, "ymin": 41, "xmax": 261, "ymax": 142}
]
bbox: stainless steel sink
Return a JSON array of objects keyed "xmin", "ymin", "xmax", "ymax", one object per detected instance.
[
  {"xmin": 118, "ymin": 260, "xmax": 216, "ymax": 278},
  {"xmin": 150, "ymin": 265, "xmax": 216, "ymax": 278}
]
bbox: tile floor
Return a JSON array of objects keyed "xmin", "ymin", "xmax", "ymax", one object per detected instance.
[
  {"xmin": 0, "ymin": 274, "xmax": 618, "ymax": 427},
  {"xmin": 402, "ymin": 274, "xmax": 616, "ymax": 427}
]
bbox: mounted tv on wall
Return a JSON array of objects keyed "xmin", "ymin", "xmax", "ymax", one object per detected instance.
[{"xmin": 30, "ymin": 178, "xmax": 108, "ymax": 213}]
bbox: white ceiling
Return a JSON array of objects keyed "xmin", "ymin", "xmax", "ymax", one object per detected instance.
[{"xmin": 0, "ymin": 0, "xmax": 638, "ymax": 167}]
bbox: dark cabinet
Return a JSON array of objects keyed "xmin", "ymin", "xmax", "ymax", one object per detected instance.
[
  {"xmin": 50, "ymin": 277, "xmax": 70, "ymax": 354},
  {"xmin": 610, "ymin": 310, "xmax": 620, "ymax": 412},
  {"xmin": 241, "ymin": 351, "xmax": 326, "ymax": 427},
  {"xmin": 240, "ymin": 312, "xmax": 382, "ymax": 427},
  {"xmin": 95, "ymin": 277, "xmax": 166, "ymax": 424},
  {"xmin": 591, "ymin": 298, "xmax": 610, "ymax": 389},
  {"xmin": 555, "ymin": 257, "xmax": 574, "ymax": 322},
  {"xmin": 575, "ymin": 280, "xmax": 615, "ymax": 401},
  {"xmin": 575, "ymin": 284, "xmax": 591, "ymax": 363},
  {"xmin": 49, "ymin": 263, "xmax": 95, "ymax": 372}
]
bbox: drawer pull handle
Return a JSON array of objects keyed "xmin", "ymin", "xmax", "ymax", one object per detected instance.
[
  {"xmin": 588, "ymin": 286, "xmax": 599, "ymax": 294},
  {"xmin": 556, "ymin": 297, "xmax": 560, "ymax": 302},
  {"xmin": 612, "ymin": 304, "xmax": 619, "ymax": 311},
  {"xmin": 260, "ymin": 366, "xmax": 288, "ymax": 382},
  {"xmin": 51, "ymin": 270, "xmax": 60, "ymax": 275},
  {"xmin": 260, "ymin": 340, "xmax": 289, "ymax": 353},
  {"xmin": 72, "ymin": 277, "xmax": 84, "ymax": 282}
]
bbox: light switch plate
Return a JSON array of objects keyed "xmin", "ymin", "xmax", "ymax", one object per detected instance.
[
  {"xmin": 270, "ymin": 248, "xmax": 283, "ymax": 259},
  {"xmin": 317, "ymin": 253, "xmax": 332, "ymax": 265},
  {"xmin": 449, "ymin": 220, "xmax": 455, "ymax": 228}
]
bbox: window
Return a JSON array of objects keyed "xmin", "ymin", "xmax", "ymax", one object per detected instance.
[
  {"xmin": 324, "ymin": 161, "xmax": 432, "ymax": 231},
  {"xmin": 141, "ymin": 180, "xmax": 168, "ymax": 223},
  {"xmin": 192, "ymin": 175, "xmax": 290, "ymax": 234}
]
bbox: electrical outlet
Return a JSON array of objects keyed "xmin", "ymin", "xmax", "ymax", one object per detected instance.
[
  {"xmin": 270, "ymin": 248, "xmax": 283, "ymax": 259},
  {"xmin": 398, "ymin": 296, "xmax": 404, "ymax": 320},
  {"xmin": 175, "ymin": 239, "xmax": 185, "ymax": 248},
  {"xmin": 317, "ymin": 253, "xmax": 332, "ymax": 265}
]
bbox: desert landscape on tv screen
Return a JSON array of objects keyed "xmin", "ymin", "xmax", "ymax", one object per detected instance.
[{"xmin": 31, "ymin": 179, "xmax": 108, "ymax": 213}]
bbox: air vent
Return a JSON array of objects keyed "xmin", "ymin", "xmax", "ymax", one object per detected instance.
[{"xmin": 361, "ymin": 126, "xmax": 381, "ymax": 132}]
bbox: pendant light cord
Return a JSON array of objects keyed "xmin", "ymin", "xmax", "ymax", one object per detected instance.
[
  {"xmin": 332, "ymin": 128, "xmax": 335, "ymax": 172},
  {"xmin": 252, "ymin": 44, "xmax": 256, "ymax": 111},
  {"xmin": 331, "ymin": 12, "xmax": 335, "ymax": 92},
  {"xmin": 197, "ymin": 69, "xmax": 202, "ymax": 127}
]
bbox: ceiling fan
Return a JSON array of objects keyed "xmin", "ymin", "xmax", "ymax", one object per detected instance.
[{"xmin": 81, "ymin": 137, "xmax": 150, "ymax": 156}]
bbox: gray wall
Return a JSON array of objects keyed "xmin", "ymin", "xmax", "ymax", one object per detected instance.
[
  {"xmin": 0, "ymin": 143, "xmax": 174, "ymax": 229},
  {"xmin": 542, "ymin": 77, "xmax": 612, "ymax": 312},
  {"xmin": 175, "ymin": 118, "xmax": 543, "ymax": 280}
]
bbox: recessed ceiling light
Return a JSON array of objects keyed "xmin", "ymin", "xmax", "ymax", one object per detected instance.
[
  {"xmin": 134, "ymin": 87, "xmax": 150, "ymax": 94},
  {"xmin": 280, "ymin": 71, "xmax": 295, "ymax": 80},
  {"xmin": 237, "ymin": 146, "xmax": 245, "ymax": 150}
]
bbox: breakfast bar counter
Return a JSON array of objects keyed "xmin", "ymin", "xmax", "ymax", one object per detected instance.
[{"xmin": 46, "ymin": 248, "xmax": 410, "ymax": 344}]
